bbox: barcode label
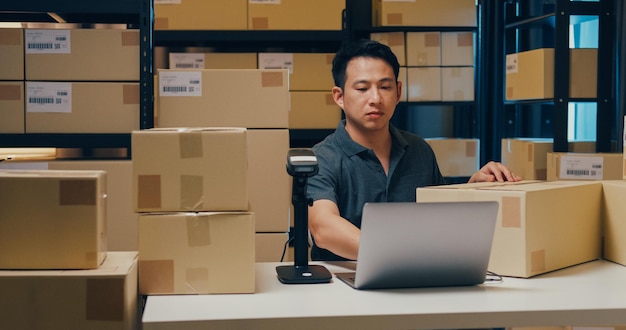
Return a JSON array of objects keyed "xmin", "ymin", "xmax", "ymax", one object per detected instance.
[
  {"xmin": 560, "ymin": 155, "xmax": 603, "ymax": 180},
  {"xmin": 25, "ymin": 30, "xmax": 71, "ymax": 54},
  {"xmin": 258, "ymin": 53, "xmax": 294, "ymax": 74},
  {"xmin": 170, "ymin": 53, "xmax": 205, "ymax": 69},
  {"xmin": 26, "ymin": 82, "xmax": 72, "ymax": 113},
  {"xmin": 159, "ymin": 71, "xmax": 202, "ymax": 97}
]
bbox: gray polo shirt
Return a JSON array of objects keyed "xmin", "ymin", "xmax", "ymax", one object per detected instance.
[{"xmin": 307, "ymin": 120, "xmax": 446, "ymax": 261}]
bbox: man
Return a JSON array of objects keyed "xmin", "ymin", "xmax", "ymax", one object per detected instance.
[{"xmin": 307, "ymin": 39, "xmax": 521, "ymax": 261}]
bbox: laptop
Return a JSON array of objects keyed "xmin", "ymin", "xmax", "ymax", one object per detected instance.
[{"xmin": 335, "ymin": 201, "xmax": 499, "ymax": 290}]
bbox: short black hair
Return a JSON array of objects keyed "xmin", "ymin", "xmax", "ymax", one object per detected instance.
[{"xmin": 331, "ymin": 39, "xmax": 400, "ymax": 90}]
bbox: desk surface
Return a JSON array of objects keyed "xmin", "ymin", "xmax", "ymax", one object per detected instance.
[{"xmin": 142, "ymin": 260, "xmax": 626, "ymax": 330}]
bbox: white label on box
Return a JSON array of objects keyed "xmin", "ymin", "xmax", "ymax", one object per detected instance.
[
  {"xmin": 25, "ymin": 30, "xmax": 71, "ymax": 54},
  {"xmin": 249, "ymin": 0, "xmax": 281, "ymax": 4},
  {"xmin": 506, "ymin": 54, "xmax": 518, "ymax": 74},
  {"xmin": 170, "ymin": 53, "xmax": 205, "ymax": 69},
  {"xmin": 159, "ymin": 71, "xmax": 202, "ymax": 97},
  {"xmin": 154, "ymin": 0, "xmax": 182, "ymax": 4},
  {"xmin": 258, "ymin": 53, "xmax": 293, "ymax": 74},
  {"xmin": 559, "ymin": 155, "xmax": 603, "ymax": 180},
  {"xmin": 26, "ymin": 82, "xmax": 72, "ymax": 113}
]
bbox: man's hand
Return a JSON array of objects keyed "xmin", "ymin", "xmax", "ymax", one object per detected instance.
[{"xmin": 468, "ymin": 161, "xmax": 522, "ymax": 183}]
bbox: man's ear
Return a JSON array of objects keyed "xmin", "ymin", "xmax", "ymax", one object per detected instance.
[
  {"xmin": 396, "ymin": 80, "xmax": 402, "ymax": 103},
  {"xmin": 331, "ymin": 86, "xmax": 344, "ymax": 109}
]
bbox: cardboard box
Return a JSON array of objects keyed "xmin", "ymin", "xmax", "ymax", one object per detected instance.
[
  {"xmin": 258, "ymin": 53, "xmax": 334, "ymax": 91},
  {"xmin": 372, "ymin": 0, "xmax": 476, "ymax": 27},
  {"xmin": 0, "ymin": 170, "xmax": 107, "ymax": 269},
  {"xmin": 132, "ymin": 127, "xmax": 248, "ymax": 213},
  {"xmin": 48, "ymin": 160, "xmax": 136, "ymax": 251},
  {"xmin": 441, "ymin": 31, "xmax": 474, "ymax": 66},
  {"xmin": 0, "ymin": 251, "xmax": 138, "ymax": 330},
  {"xmin": 406, "ymin": 32, "xmax": 441, "ymax": 66},
  {"xmin": 407, "ymin": 67, "xmax": 441, "ymax": 101},
  {"xmin": 289, "ymin": 91, "xmax": 342, "ymax": 129},
  {"xmin": 0, "ymin": 28, "xmax": 24, "ymax": 80},
  {"xmin": 25, "ymin": 81, "xmax": 139, "ymax": 133},
  {"xmin": 157, "ymin": 69, "xmax": 289, "ymax": 129},
  {"xmin": 441, "ymin": 67, "xmax": 474, "ymax": 101},
  {"xmin": 248, "ymin": 0, "xmax": 345, "ymax": 30},
  {"xmin": 25, "ymin": 29, "xmax": 139, "ymax": 81},
  {"xmin": 154, "ymin": 0, "xmax": 247, "ymax": 30},
  {"xmin": 547, "ymin": 152, "xmax": 624, "ymax": 181},
  {"xmin": 506, "ymin": 48, "xmax": 597, "ymax": 100},
  {"xmin": 425, "ymin": 138, "xmax": 479, "ymax": 177},
  {"xmin": 256, "ymin": 232, "xmax": 289, "ymax": 262},
  {"xmin": 601, "ymin": 180, "xmax": 626, "ymax": 266},
  {"xmin": 0, "ymin": 81, "xmax": 24, "ymax": 133},
  {"xmin": 416, "ymin": 181, "xmax": 602, "ymax": 278},
  {"xmin": 371, "ymin": 32, "xmax": 406, "ymax": 66},
  {"xmin": 169, "ymin": 52, "xmax": 257, "ymax": 69},
  {"xmin": 247, "ymin": 129, "xmax": 290, "ymax": 232},
  {"xmin": 138, "ymin": 212, "xmax": 255, "ymax": 294}
]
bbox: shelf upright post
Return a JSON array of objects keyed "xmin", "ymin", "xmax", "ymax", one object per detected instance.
[
  {"xmin": 553, "ymin": 0, "xmax": 570, "ymax": 153},
  {"xmin": 596, "ymin": 0, "xmax": 616, "ymax": 152},
  {"xmin": 140, "ymin": 0, "xmax": 154, "ymax": 130}
]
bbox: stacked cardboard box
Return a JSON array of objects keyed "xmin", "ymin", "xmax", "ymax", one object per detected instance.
[
  {"xmin": 425, "ymin": 138, "xmax": 479, "ymax": 177},
  {"xmin": 417, "ymin": 180, "xmax": 603, "ymax": 278},
  {"xmin": 372, "ymin": 0, "xmax": 476, "ymax": 27},
  {"xmin": 547, "ymin": 152, "xmax": 623, "ymax": 181},
  {"xmin": 0, "ymin": 28, "xmax": 25, "ymax": 133},
  {"xmin": 24, "ymin": 28, "xmax": 140, "ymax": 133}
]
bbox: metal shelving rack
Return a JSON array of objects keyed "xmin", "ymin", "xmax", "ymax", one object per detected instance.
[
  {"xmin": 0, "ymin": 0, "xmax": 153, "ymax": 152},
  {"xmin": 496, "ymin": 0, "xmax": 617, "ymax": 156}
]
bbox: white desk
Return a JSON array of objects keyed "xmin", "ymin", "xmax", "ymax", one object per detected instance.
[{"xmin": 142, "ymin": 260, "xmax": 626, "ymax": 330}]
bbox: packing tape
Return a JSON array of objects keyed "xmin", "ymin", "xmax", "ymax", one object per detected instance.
[
  {"xmin": 387, "ymin": 32, "xmax": 404, "ymax": 47},
  {"xmin": 186, "ymin": 214, "xmax": 211, "ymax": 247},
  {"xmin": 501, "ymin": 196, "xmax": 521, "ymax": 228},
  {"xmin": 186, "ymin": 267, "xmax": 210, "ymax": 293},
  {"xmin": 465, "ymin": 140, "xmax": 476, "ymax": 157},
  {"xmin": 0, "ymin": 29, "xmax": 21, "ymax": 45},
  {"xmin": 527, "ymin": 144, "xmax": 534, "ymax": 162},
  {"xmin": 457, "ymin": 32, "xmax": 473, "ymax": 47},
  {"xmin": 179, "ymin": 131, "xmax": 203, "ymax": 159},
  {"xmin": 261, "ymin": 71, "xmax": 283, "ymax": 87},
  {"xmin": 325, "ymin": 93, "xmax": 335, "ymax": 106},
  {"xmin": 326, "ymin": 54, "xmax": 334, "ymax": 64},
  {"xmin": 59, "ymin": 179, "xmax": 96, "ymax": 206},
  {"xmin": 386, "ymin": 13, "xmax": 402, "ymax": 25},
  {"xmin": 252, "ymin": 17, "xmax": 269, "ymax": 29},
  {"xmin": 121, "ymin": 31, "xmax": 139, "ymax": 46},
  {"xmin": 531, "ymin": 250, "xmax": 546, "ymax": 273},
  {"xmin": 154, "ymin": 17, "xmax": 168, "ymax": 29},
  {"xmin": 86, "ymin": 278, "xmax": 125, "ymax": 321},
  {"xmin": 123, "ymin": 84, "xmax": 140, "ymax": 104},
  {"xmin": 424, "ymin": 32, "xmax": 440, "ymax": 47},
  {"xmin": 137, "ymin": 175, "xmax": 161, "ymax": 209},
  {"xmin": 180, "ymin": 175, "xmax": 203, "ymax": 210},
  {"xmin": 0, "ymin": 85, "xmax": 21, "ymax": 101},
  {"xmin": 139, "ymin": 259, "xmax": 174, "ymax": 294}
]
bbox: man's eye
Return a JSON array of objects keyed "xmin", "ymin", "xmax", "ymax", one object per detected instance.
[
  {"xmin": 381, "ymin": 86, "xmax": 392, "ymax": 90},
  {"xmin": 357, "ymin": 87, "xmax": 367, "ymax": 92}
]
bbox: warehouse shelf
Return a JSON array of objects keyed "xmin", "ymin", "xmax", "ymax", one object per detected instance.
[{"xmin": 0, "ymin": 0, "xmax": 153, "ymax": 151}]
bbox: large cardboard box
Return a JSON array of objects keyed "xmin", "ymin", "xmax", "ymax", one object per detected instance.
[
  {"xmin": 371, "ymin": 32, "xmax": 406, "ymax": 66},
  {"xmin": 406, "ymin": 32, "xmax": 441, "ymax": 66},
  {"xmin": 547, "ymin": 152, "xmax": 624, "ymax": 181},
  {"xmin": 248, "ymin": 0, "xmax": 345, "ymax": 30},
  {"xmin": 506, "ymin": 48, "xmax": 597, "ymax": 100},
  {"xmin": 416, "ymin": 181, "xmax": 602, "ymax": 278},
  {"xmin": 49, "ymin": 160, "xmax": 136, "ymax": 251},
  {"xmin": 157, "ymin": 69, "xmax": 289, "ymax": 129},
  {"xmin": 372, "ymin": 0, "xmax": 476, "ymax": 27},
  {"xmin": 0, "ymin": 81, "xmax": 24, "ymax": 133},
  {"xmin": 138, "ymin": 212, "xmax": 255, "ymax": 294},
  {"xmin": 169, "ymin": 52, "xmax": 257, "ymax": 69},
  {"xmin": 407, "ymin": 67, "xmax": 441, "ymax": 101},
  {"xmin": 132, "ymin": 128, "xmax": 248, "ymax": 213},
  {"xmin": 25, "ymin": 81, "xmax": 139, "ymax": 133},
  {"xmin": 601, "ymin": 180, "xmax": 626, "ymax": 266},
  {"xmin": 441, "ymin": 31, "xmax": 474, "ymax": 66},
  {"xmin": 0, "ymin": 28, "xmax": 24, "ymax": 80},
  {"xmin": 425, "ymin": 138, "xmax": 479, "ymax": 177},
  {"xmin": 0, "ymin": 251, "xmax": 138, "ymax": 330},
  {"xmin": 256, "ymin": 232, "xmax": 289, "ymax": 262},
  {"xmin": 441, "ymin": 67, "xmax": 474, "ymax": 101},
  {"xmin": 258, "ymin": 53, "xmax": 334, "ymax": 91},
  {"xmin": 247, "ymin": 129, "xmax": 290, "ymax": 232},
  {"xmin": 290, "ymin": 91, "xmax": 342, "ymax": 129},
  {"xmin": 25, "ymin": 29, "xmax": 139, "ymax": 81},
  {"xmin": 0, "ymin": 170, "xmax": 107, "ymax": 269},
  {"xmin": 154, "ymin": 0, "xmax": 247, "ymax": 30}
]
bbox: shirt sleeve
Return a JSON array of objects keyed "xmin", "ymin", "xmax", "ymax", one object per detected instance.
[{"xmin": 306, "ymin": 143, "xmax": 340, "ymax": 203}]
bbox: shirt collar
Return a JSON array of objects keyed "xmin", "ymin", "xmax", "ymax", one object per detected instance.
[{"xmin": 336, "ymin": 119, "xmax": 409, "ymax": 157}]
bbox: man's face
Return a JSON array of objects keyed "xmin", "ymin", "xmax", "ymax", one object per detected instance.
[{"xmin": 332, "ymin": 56, "xmax": 401, "ymax": 133}]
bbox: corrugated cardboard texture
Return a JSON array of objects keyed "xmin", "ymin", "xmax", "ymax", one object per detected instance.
[
  {"xmin": 157, "ymin": 69, "xmax": 289, "ymax": 129},
  {"xmin": 25, "ymin": 82, "xmax": 140, "ymax": 133},
  {"xmin": 289, "ymin": 91, "xmax": 342, "ymax": 129},
  {"xmin": 0, "ymin": 28, "xmax": 24, "ymax": 80},
  {"xmin": 138, "ymin": 212, "xmax": 255, "ymax": 294},
  {"xmin": 132, "ymin": 128, "xmax": 248, "ymax": 212},
  {"xmin": 0, "ymin": 170, "xmax": 107, "ymax": 269},
  {"xmin": 416, "ymin": 181, "xmax": 602, "ymax": 278},
  {"xmin": 0, "ymin": 82, "xmax": 25, "ymax": 133},
  {"xmin": 25, "ymin": 29, "xmax": 139, "ymax": 81},
  {"xmin": 0, "ymin": 252, "xmax": 138, "ymax": 330}
]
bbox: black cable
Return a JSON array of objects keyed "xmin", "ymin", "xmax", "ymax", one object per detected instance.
[
  {"xmin": 485, "ymin": 270, "xmax": 503, "ymax": 283},
  {"xmin": 280, "ymin": 236, "xmax": 295, "ymax": 262}
]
